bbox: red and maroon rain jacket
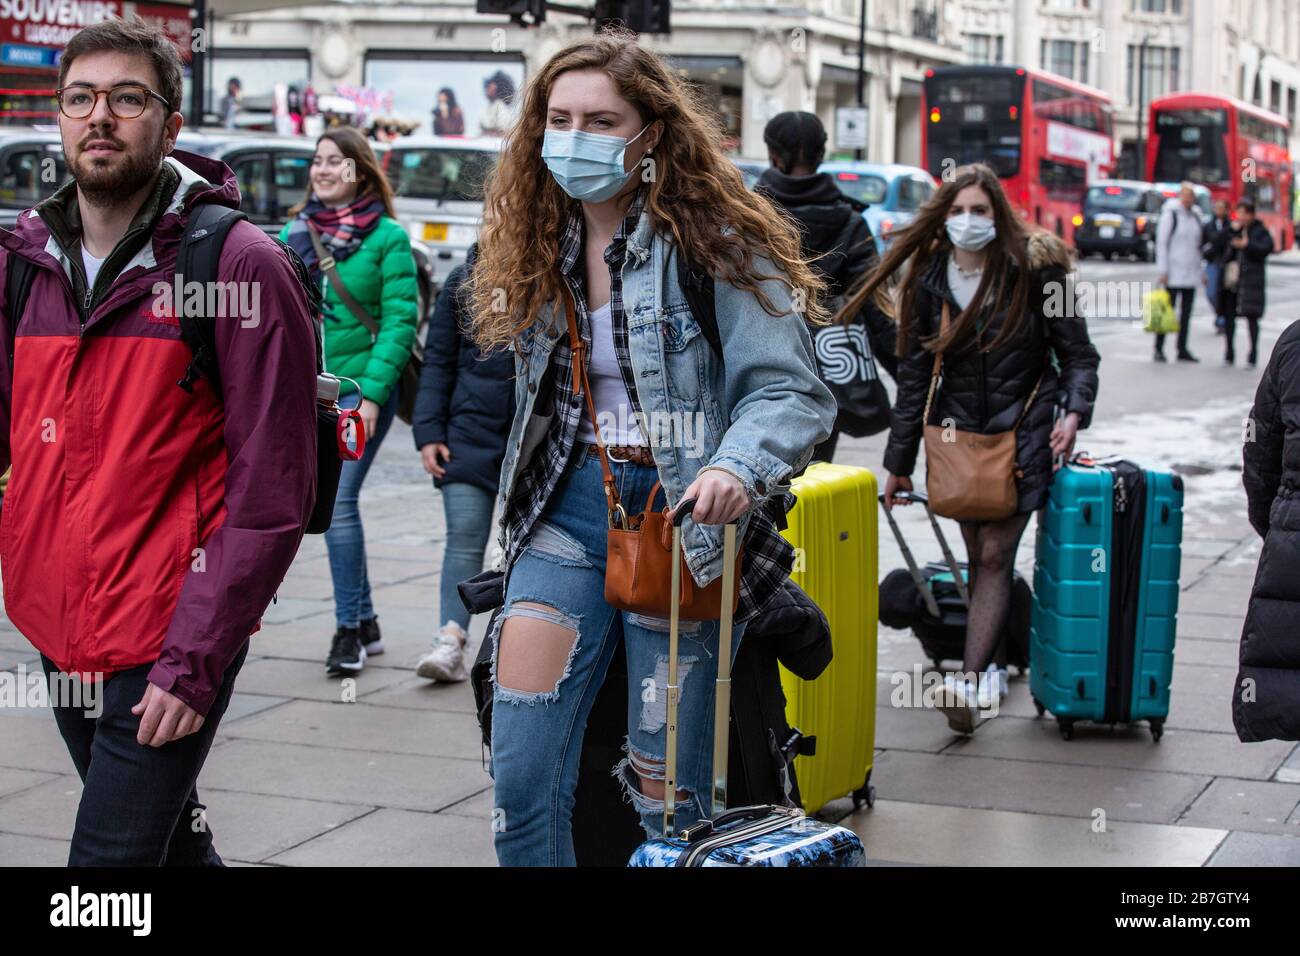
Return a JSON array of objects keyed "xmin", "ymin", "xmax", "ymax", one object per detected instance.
[{"xmin": 0, "ymin": 150, "xmax": 318, "ymax": 715}]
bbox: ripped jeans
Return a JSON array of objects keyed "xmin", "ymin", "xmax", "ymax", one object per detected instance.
[{"xmin": 488, "ymin": 447, "xmax": 744, "ymax": 867}]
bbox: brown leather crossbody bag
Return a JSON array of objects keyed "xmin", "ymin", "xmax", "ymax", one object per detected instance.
[
  {"xmin": 561, "ymin": 289, "xmax": 741, "ymax": 620},
  {"xmin": 922, "ymin": 302, "xmax": 1043, "ymax": 522}
]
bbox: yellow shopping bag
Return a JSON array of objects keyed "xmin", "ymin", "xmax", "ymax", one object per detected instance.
[{"xmin": 1142, "ymin": 288, "xmax": 1179, "ymax": 335}]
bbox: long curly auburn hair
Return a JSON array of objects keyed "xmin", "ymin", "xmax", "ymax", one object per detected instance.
[{"xmin": 468, "ymin": 27, "xmax": 827, "ymax": 349}]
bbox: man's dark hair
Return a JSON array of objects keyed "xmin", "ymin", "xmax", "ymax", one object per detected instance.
[
  {"xmin": 58, "ymin": 17, "xmax": 183, "ymax": 115},
  {"xmin": 763, "ymin": 111, "xmax": 827, "ymax": 172},
  {"xmin": 1237, "ymin": 198, "xmax": 1256, "ymax": 214}
]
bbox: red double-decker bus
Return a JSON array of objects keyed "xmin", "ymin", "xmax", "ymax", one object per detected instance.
[
  {"xmin": 921, "ymin": 65, "xmax": 1115, "ymax": 245},
  {"xmin": 1146, "ymin": 92, "xmax": 1294, "ymax": 251}
]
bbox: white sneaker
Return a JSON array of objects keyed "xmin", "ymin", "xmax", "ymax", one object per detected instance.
[
  {"xmin": 980, "ymin": 662, "xmax": 1009, "ymax": 703},
  {"xmin": 416, "ymin": 622, "xmax": 469, "ymax": 682},
  {"xmin": 936, "ymin": 675, "xmax": 980, "ymax": 734}
]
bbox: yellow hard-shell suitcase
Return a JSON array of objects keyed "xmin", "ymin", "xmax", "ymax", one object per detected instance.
[{"xmin": 780, "ymin": 462, "xmax": 878, "ymax": 814}]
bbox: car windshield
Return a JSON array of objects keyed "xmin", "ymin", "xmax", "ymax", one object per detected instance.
[
  {"xmin": 1086, "ymin": 186, "xmax": 1144, "ymax": 211},
  {"xmin": 387, "ymin": 147, "xmax": 496, "ymax": 202},
  {"xmin": 827, "ymin": 171, "xmax": 888, "ymax": 205}
]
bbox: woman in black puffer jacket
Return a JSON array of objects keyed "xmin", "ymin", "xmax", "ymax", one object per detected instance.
[
  {"xmin": 1235, "ymin": 319, "xmax": 1300, "ymax": 742},
  {"xmin": 837, "ymin": 163, "xmax": 1100, "ymax": 733}
]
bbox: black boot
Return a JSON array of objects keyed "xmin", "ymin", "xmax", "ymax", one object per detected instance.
[
  {"xmin": 326, "ymin": 626, "xmax": 366, "ymax": 676},
  {"xmin": 359, "ymin": 616, "xmax": 384, "ymax": 656}
]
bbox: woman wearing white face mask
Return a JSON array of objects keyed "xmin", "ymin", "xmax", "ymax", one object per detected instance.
[
  {"xmin": 838, "ymin": 163, "xmax": 1100, "ymax": 734},
  {"xmin": 468, "ymin": 28, "xmax": 835, "ymax": 866}
]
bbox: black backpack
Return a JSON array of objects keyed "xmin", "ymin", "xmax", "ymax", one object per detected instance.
[{"xmin": 4, "ymin": 203, "xmax": 341, "ymax": 534}]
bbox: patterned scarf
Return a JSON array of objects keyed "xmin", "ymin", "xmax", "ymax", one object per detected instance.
[{"xmin": 285, "ymin": 193, "xmax": 387, "ymax": 279}]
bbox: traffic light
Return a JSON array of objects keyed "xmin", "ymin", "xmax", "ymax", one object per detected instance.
[
  {"xmin": 475, "ymin": 0, "xmax": 545, "ymax": 22},
  {"xmin": 594, "ymin": 0, "xmax": 671, "ymax": 34}
]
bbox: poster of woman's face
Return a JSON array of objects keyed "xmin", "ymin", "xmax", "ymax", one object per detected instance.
[{"xmin": 363, "ymin": 59, "xmax": 524, "ymax": 138}]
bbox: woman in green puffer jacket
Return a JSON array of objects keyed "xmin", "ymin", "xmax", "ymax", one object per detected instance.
[{"xmin": 280, "ymin": 126, "xmax": 418, "ymax": 678}]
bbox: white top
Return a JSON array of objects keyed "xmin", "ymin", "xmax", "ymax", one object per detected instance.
[
  {"xmin": 946, "ymin": 257, "xmax": 983, "ymax": 312},
  {"xmin": 576, "ymin": 300, "xmax": 645, "ymax": 446},
  {"xmin": 1155, "ymin": 200, "xmax": 1205, "ymax": 288},
  {"xmin": 82, "ymin": 246, "xmax": 106, "ymax": 292}
]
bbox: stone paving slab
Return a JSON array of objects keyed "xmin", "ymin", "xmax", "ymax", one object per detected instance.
[
  {"xmin": 0, "ymin": 831, "xmax": 70, "ymax": 866},
  {"xmin": 0, "ymin": 767, "xmax": 58, "ymax": 801},
  {"xmin": 198, "ymin": 738, "xmax": 490, "ymax": 813},
  {"xmin": 1174, "ymin": 637, "xmax": 1242, "ymax": 668},
  {"xmin": 1275, "ymin": 747, "xmax": 1300, "ymax": 784},
  {"xmin": 0, "ymin": 775, "xmax": 81, "ymax": 840},
  {"xmin": 1176, "ymin": 612, "xmax": 1246, "ymax": 642},
  {"xmin": 199, "ymin": 787, "xmax": 376, "ymax": 864},
  {"xmin": 1205, "ymin": 830, "xmax": 1300, "ymax": 866},
  {"xmin": 953, "ymin": 715, "xmax": 1294, "ymax": 780},
  {"xmin": 356, "ymin": 675, "xmax": 480, "ymax": 715},
  {"xmin": 847, "ymin": 800, "xmax": 1227, "ymax": 867},
  {"xmin": 1165, "ymin": 691, "xmax": 1237, "ymax": 734},
  {"xmin": 229, "ymin": 657, "xmax": 411, "ymax": 703},
  {"xmin": 217, "ymin": 698, "xmax": 485, "ymax": 762},
  {"xmin": 1177, "ymin": 777, "xmax": 1300, "ymax": 836},
  {"xmin": 0, "ymin": 713, "xmax": 78, "ymax": 775},
  {"xmin": 222, "ymin": 692, "xmax": 291, "ymax": 725},
  {"xmin": 264, "ymin": 807, "xmax": 497, "ymax": 867},
  {"xmin": 872, "ymin": 749, "xmax": 1210, "ymax": 825}
]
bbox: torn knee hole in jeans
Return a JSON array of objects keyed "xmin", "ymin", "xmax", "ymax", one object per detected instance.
[
  {"xmin": 612, "ymin": 744, "xmax": 692, "ymax": 808},
  {"xmin": 491, "ymin": 600, "xmax": 580, "ymax": 705},
  {"xmin": 637, "ymin": 654, "xmax": 698, "ymax": 733},
  {"xmin": 522, "ymin": 520, "xmax": 591, "ymax": 568}
]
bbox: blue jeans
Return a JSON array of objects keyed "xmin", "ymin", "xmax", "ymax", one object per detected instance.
[
  {"xmin": 488, "ymin": 448, "xmax": 745, "ymax": 867},
  {"xmin": 325, "ymin": 389, "xmax": 398, "ymax": 629},
  {"xmin": 438, "ymin": 482, "xmax": 496, "ymax": 631},
  {"xmin": 1205, "ymin": 262, "xmax": 1225, "ymax": 325}
]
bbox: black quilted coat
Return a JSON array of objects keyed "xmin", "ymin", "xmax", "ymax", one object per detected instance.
[
  {"xmin": 1235, "ymin": 319, "xmax": 1300, "ymax": 742},
  {"xmin": 883, "ymin": 232, "xmax": 1101, "ymax": 514}
]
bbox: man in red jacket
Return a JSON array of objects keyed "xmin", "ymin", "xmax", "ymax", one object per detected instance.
[{"xmin": 0, "ymin": 18, "xmax": 318, "ymax": 865}]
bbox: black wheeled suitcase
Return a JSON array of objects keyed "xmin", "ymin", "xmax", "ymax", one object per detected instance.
[
  {"xmin": 627, "ymin": 504, "xmax": 865, "ymax": 867},
  {"xmin": 878, "ymin": 489, "xmax": 1031, "ymax": 672}
]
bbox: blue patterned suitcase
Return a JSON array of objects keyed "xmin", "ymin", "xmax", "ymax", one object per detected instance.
[
  {"xmin": 1030, "ymin": 458, "xmax": 1183, "ymax": 740},
  {"xmin": 628, "ymin": 500, "xmax": 866, "ymax": 867}
]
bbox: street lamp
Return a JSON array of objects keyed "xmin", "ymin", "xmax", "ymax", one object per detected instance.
[
  {"xmin": 856, "ymin": 0, "xmax": 868, "ymax": 161},
  {"xmin": 1136, "ymin": 31, "xmax": 1152, "ymax": 181}
]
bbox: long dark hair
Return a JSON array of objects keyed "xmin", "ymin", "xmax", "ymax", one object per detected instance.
[
  {"xmin": 836, "ymin": 163, "xmax": 1034, "ymax": 356},
  {"xmin": 292, "ymin": 126, "xmax": 397, "ymax": 219}
]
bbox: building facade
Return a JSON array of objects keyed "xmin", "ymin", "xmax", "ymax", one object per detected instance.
[{"xmin": 207, "ymin": 0, "xmax": 967, "ymax": 165}]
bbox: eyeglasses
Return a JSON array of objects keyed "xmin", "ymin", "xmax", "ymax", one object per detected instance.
[{"xmin": 55, "ymin": 84, "xmax": 171, "ymax": 120}]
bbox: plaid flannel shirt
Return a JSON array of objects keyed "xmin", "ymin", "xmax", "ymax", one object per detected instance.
[{"xmin": 501, "ymin": 189, "xmax": 797, "ymax": 622}]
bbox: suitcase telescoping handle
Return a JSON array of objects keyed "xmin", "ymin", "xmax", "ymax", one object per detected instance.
[
  {"xmin": 663, "ymin": 497, "xmax": 738, "ymax": 837},
  {"xmin": 878, "ymin": 490, "xmax": 970, "ymax": 611}
]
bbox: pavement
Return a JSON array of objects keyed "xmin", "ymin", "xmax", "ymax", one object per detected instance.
[{"xmin": 1, "ymin": 253, "xmax": 1299, "ymax": 866}]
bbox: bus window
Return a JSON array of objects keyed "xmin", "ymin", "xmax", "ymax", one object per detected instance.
[
  {"xmin": 1039, "ymin": 159, "xmax": 1087, "ymax": 201},
  {"xmin": 1153, "ymin": 108, "xmax": 1229, "ymax": 184}
]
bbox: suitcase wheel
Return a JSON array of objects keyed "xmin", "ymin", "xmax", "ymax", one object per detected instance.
[
  {"xmin": 1057, "ymin": 716, "xmax": 1075, "ymax": 741},
  {"xmin": 1149, "ymin": 718, "xmax": 1164, "ymax": 742},
  {"xmin": 851, "ymin": 770, "xmax": 876, "ymax": 811},
  {"xmin": 1033, "ymin": 697, "xmax": 1046, "ymax": 718}
]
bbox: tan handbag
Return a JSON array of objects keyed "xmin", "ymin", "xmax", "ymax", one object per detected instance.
[
  {"xmin": 561, "ymin": 290, "xmax": 742, "ymax": 620},
  {"xmin": 921, "ymin": 302, "xmax": 1043, "ymax": 522}
]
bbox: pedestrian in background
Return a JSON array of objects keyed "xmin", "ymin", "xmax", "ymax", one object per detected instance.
[
  {"xmin": 1203, "ymin": 198, "xmax": 1232, "ymax": 335},
  {"xmin": 281, "ymin": 127, "xmax": 419, "ymax": 677},
  {"xmin": 219, "ymin": 76, "xmax": 241, "ymax": 128},
  {"xmin": 757, "ymin": 111, "xmax": 897, "ymax": 462},
  {"xmin": 845, "ymin": 163, "xmax": 1100, "ymax": 734},
  {"xmin": 411, "ymin": 243, "xmax": 513, "ymax": 682},
  {"xmin": 1154, "ymin": 182, "xmax": 1206, "ymax": 363},
  {"xmin": 1235, "ymin": 318, "xmax": 1300, "ymax": 742},
  {"xmin": 1206, "ymin": 198, "xmax": 1274, "ymax": 367}
]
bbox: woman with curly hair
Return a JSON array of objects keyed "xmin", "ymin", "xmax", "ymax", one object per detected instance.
[{"xmin": 470, "ymin": 27, "xmax": 836, "ymax": 866}]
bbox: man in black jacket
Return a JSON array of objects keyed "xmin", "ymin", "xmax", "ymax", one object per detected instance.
[
  {"xmin": 1236, "ymin": 319, "xmax": 1300, "ymax": 742},
  {"xmin": 756, "ymin": 111, "xmax": 895, "ymax": 461}
]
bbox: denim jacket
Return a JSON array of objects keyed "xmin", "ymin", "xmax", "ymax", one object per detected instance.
[{"xmin": 495, "ymin": 210, "xmax": 837, "ymax": 589}]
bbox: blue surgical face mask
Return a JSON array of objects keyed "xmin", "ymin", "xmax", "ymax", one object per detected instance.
[
  {"xmin": 946, "ymin": 212, "xmax": 997, "ymax": 251},
  {"xmin": 541, "ymin": 124, "xmax": 649, "ymax": 203}
]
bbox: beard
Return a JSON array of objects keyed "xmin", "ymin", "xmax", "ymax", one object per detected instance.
[{"xmin": 70, "ymin": 130, "xmax": 167, "ymax": 208}]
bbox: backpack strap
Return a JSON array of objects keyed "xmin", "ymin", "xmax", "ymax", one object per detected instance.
[
  {"xmin": 4, "ymin": 253, "xmax": 38, "ymax": 370},
  {"xmin": 174, "ymin": 204, "xmax": 249, "ymax": 394},
  {"xmin": 673, "ymin": 243, "xmax": 722, "ymax": 363}
]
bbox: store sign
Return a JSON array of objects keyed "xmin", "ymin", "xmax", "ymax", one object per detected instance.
[
  {"xmin": 836, "ymin": 106, "xmax": 869, "ymax": 151},
  {"xmin": 1, "ymin": 41, "xmax": 59, "ymax": 66},
  {"xmin": 0, "ymin": 1, "xmax": 191, "ymax": 60}
]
